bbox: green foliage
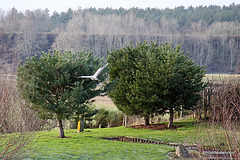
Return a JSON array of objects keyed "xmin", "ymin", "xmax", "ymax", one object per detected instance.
[
  {"xmin": 156, "ymin": 43, "xmax": 207, "ymax": 111},
  {"xmin": 17, "ymin": 50, "xmax": 107, "ymax": 121},
  {"xmin": 94, "ymin": 108, "xmax": 123, "ymax": 128},
  {"xmin": 107, "ymin": 42, "xmax": 150, "ymax": 117},
  {"xmin": 106, "ymin": 110, "xmax": 123, "ymax": 127},
  {"xmin": 108, "ymin": 41, "xmax": 206, "ymax": 123},
  {"xmin": 94, "ymin": 109, "xmax": 109, "ymax": 128},
  {"xmin": 83, "ymin": 106, "xmax": 99, "ymax": 121}
]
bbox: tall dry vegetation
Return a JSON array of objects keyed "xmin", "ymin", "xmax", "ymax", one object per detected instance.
[
  {"xmin": 0, "ymin": 77, "xmax": 45, "ymax": 159},
  {"xmin": 197, "ymin": 80, "xmax": 240, "ymax": 158}
]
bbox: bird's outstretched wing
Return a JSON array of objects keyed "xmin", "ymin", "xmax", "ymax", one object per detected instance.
[
  {"xmin": 78, "ymin": 63, "xmax": 108, "ymax": 81},
  {"xmin": 78, "ymin": 76, "xmax": 98, "ymax": 80},
  {"xmin": 93, "ymin": 63, "xmax": 108, "ymax": 77},
  {"xmin": 79, "ymin": 76, "xmax": 94, "ymax": 78}
]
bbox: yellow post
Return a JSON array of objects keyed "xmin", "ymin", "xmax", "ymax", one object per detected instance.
[
  {"xmin": 77, "ymin": 115, "xmax": 81, "ymax": 133},
  {"xmin": 77, "ymin": 115, "xmax": 84, "ymax": 133}
]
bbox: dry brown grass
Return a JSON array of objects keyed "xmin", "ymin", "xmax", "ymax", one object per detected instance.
[{"xmin": 92, "ymin": 96, "xmax": 116, "ymax": 107}]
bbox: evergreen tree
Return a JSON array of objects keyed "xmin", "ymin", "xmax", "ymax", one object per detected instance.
[
  {"xmin": 108, "ymin": 42, "xmax": 165, "ymax": 125},
  {"xmin": 156, "ymin": 43, "xmax": 206, "ymax": 127},
  {"xmin": 17, "ymin": 50, "xmax": 106, "ymax": 138},
  {"xmin": 108, "ymin": 42, "xmax": 206, "ymax": 127},
  {"xmin": 108, "ymin": 42, "xmax": 151, "ymax": 125}
]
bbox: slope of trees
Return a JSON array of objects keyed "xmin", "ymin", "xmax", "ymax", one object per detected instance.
[
  {"xmin": 0, "ymin": 4, "xmax": 240, "ymax": 74},
  {"xmin": 1, "ymin": 4, "xmax": 240, "ymax": 34},
  {"xmin": 83, "ymin": 4, "xmax": 240, "ymax": 31}
]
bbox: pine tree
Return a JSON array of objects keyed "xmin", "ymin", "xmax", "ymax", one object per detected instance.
[
  {"xmin": 108, "ymin": 42, "xmax": 163, "ymax": 125},
  {"xmin": 17, "ymin": 50, "xmax": 106, "ymax": 138},
  {"xmin": 108, "ymin": 42, "xmax": 206, "ymax": 127},
  {"xmin": 156, "ymin": 43, "xmax": 207, "ymax": 127}
]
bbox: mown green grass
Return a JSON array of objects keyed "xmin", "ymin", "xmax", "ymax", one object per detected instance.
[
  {"xmin": 30, "ymin": 133, "xmax": 172, "ymax": 160},
  {"xmin": 28, "ymin": 120, "xmax": 198, "ymax": 160}
]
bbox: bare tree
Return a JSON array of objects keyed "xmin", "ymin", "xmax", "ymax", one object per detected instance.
[
  {"xmin": 228, "ymin": 37, "xmax": 238, "ymax": 72},
  {"xmin": 52, "ymin": 11, "xmax": 164, "ymax": 55},
  {"xmin": 0, "ymin": 76, "xmax": 44, "ymax": 159}
]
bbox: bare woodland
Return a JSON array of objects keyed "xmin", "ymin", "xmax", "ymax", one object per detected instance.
[{"xmin": 0, "ymin": 8, "xmax": 240, "ymax": 74}]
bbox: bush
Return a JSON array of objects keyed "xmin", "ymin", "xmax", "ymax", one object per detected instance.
[
  {"xmin": 0, "ymin": 77, "xmax": 40, "ymax": 159},
  {"xmin": 94, "ymin": 109, "xmax": 123, "ymax": 128},
  {"xmin": 210, "ymin": 82, "xmax": 240, "ymax": 122},
  {"xmin": 197, "ymin": 80, "xmax": 240, "ymax": 158}
]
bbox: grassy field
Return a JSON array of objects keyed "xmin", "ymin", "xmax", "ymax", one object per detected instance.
[
  {"xmin": 204, "ymin": 73, "xmax": 240, "ymax": 83},
  {"xmin": 28, "ymin": 120, "xmax": 198, "ymax": 160},
  {"xmin": 2, "ymin": 74, "xmax": 238, "ymax": 159}
]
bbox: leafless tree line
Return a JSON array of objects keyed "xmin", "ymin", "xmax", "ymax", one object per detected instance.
[
  {"xmin": 0, "ymin": 8, "xmax": 240, "ymax": 74},
  {"xmin": 52, "ymin": 11, "xmax": 181, "ymax": 53},
  {"xmin": 52, "ymin": 11, "xmax": 240, "ymax": 72}
]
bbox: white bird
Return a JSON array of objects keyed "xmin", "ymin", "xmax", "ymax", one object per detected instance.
[{"xmin": 78, "ymin": 63, "xmax": 108, "ymax": 81}]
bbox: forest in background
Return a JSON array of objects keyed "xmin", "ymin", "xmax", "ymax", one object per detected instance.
[{"xmin": 0, "ymin": 3, "xmax": 240, "ymax": 74}]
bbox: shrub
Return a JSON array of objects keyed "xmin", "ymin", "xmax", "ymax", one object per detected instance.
[{"xmin": 0, "ymin": 77, "xmax": 39, "ymax": 159}]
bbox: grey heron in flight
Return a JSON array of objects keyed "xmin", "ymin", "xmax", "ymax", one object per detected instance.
[{"xmin": 78, "ymin": 63, "xmax": 108, "ymax": 81}]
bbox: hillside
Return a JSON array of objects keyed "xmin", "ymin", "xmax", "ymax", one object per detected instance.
[{"xmin": 1, "ymin": 4, "xmax": 240, "ymax": 74}]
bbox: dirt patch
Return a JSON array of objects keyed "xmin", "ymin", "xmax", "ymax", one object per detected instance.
[{"xmin": 126, "ymin": 123, "xmax": 184, "ymax": 130}]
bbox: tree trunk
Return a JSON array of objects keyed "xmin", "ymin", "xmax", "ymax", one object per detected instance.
[
  {"xmin": 123, "ymin": 115, "xmax": 127, "ymax": 126},
  {"xmin": 168, "ymin": 108, "xmax": 174, "ymax": 128},
  {"xmin": 57, "ymin": 119, "xmax": 65, "ymax": 138},
  {"xmin": 144, "ymin": 116, "xmax": 150, "ymax": 126},
  {"xmin": 180, "ymin": 106, "xmax": 183, "ymax": 118}
]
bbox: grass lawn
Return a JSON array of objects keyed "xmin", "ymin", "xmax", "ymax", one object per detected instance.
[{"xmin": 28, "ymin": 119, "xmax": 198, "ymax": 160}]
